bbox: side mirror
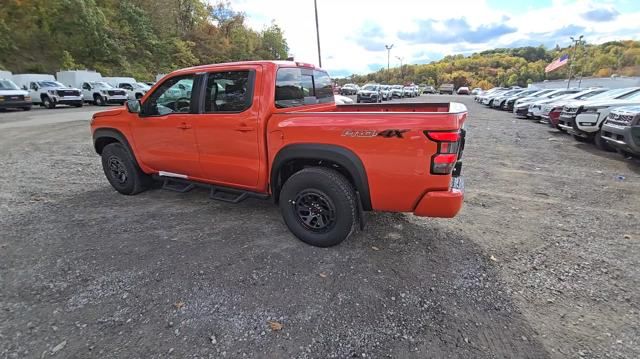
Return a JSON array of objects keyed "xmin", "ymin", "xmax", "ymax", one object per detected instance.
[{"xmin": 126, "ymin": 100, "xmax": 141, "ymax": 113}]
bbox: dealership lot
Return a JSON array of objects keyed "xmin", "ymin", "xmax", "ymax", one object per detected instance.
[{"xmin": 1, "ymin": 96, "xmax": 638, "ymax": 358}]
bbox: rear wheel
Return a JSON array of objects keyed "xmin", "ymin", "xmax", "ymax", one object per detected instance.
[
  {"xmin": 22, "ymin": 106, "xmax": 32, "ymax": 111},
  {"xmin": 101, "ymin": 143, "xmax": 151, "ymax": 195},
  {"xmin": 279, "ymin": 167, "xmax": 357, "ymax": 247},
  {"xmin": 572, "ymin": 134, "xmax": 589, "ymax": 142}
]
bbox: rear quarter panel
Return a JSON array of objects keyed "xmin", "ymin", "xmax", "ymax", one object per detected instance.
[{"xmin": 267, "ymin": 107, "xmax": 466, "ymax": 212}]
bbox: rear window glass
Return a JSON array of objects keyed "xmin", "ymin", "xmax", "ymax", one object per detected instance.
[{"xmin": 275, "ymin": 68, "xmax": 334, "ymax": 108}]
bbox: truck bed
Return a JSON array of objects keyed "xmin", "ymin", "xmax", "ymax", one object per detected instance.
[{"xmin": 332, "ymin": 102, "xmax": 464, "ymax": 113}]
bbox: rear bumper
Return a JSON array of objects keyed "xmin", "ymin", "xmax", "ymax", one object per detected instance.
[{"xmin": 413, "ymin": 177, "xmax": 464, "ymax": 218}]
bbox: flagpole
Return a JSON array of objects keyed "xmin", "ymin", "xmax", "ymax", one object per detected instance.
[{"xmin": 567, "ymin": 35, "xmax": 583, "ymax": 89}]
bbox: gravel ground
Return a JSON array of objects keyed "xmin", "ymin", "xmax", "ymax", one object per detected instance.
[{"xmin": 0, "ymin": 96, "xmax": 638, "ymax": 359}]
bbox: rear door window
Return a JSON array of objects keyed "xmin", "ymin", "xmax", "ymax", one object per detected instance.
[
  {"xmin": 203, "ymin": 70, "xmax": 254, "ymax": 113},
  {"xmin": 275, "ymin": 68, "xmax": 334, "ymax": 108}
]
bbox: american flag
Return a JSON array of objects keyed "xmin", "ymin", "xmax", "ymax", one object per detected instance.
[{"xmin": 545, "ymin": 54, "xmax": 569, "ymax": 73}]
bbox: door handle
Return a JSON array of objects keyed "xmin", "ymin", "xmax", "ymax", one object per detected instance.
[
  {"xmin": 177, "ymin": 122, "xmax": 192, "ymax": 130},
  {"xmin": 235, "ymin": 126, "xmax": 255, "ymax": 132}
]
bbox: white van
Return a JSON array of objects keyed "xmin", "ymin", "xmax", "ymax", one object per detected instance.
[
  {"xmin": 103, "ymin": 77, "xmax": 150, "ymax": 100},
  {"xmin": 12, "ymin": 74, "xmax": 83, "ymax": 109}
]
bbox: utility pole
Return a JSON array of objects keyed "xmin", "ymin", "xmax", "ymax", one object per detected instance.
[
  {"xmin": 314, "ymin": 0, "xmax": 322, "ymax": 67},
  {"xmin": 385, "ymin": 44, "xmax": 393, "ymax": 84},
  {"xmin": 396, "ymin": 56, "xmax": 404, "ymax": 83},
  {"xmin": 567, "ymin": 35, "xmax": 583, "ymax": 89}
]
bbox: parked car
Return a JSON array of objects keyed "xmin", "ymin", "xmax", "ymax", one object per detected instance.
[
  {"xmin": 0, "ymin": 78, "xmax": 32, "ymax": 111},
  {"xmin": 471, "ymin": 87, "xmax": 482, "ymax": 95},
  {"xmin": 527, "ymin": 89, "xmax": 583, "ymax": 119},
  {"xmin": 558, "ymin": 88, "xmax": 640, "ymax": 149},
  {"xmin": 103, "ymin": 77, "xmax": 150, "ymax": 100},
  {"xmin": 513, "ymin": 88, "xmax": 577, "ymax": 118},
  {"xmin": 379, "ymin": 85, "xmax": 392, "ymax": 101},
  {"xmin": 12, "ymin": 74, "xmax": 83, "ymax": 109},
  {"xmin": 90, "ymin": 61, "xmax": 467, "ymax": 247},
  {"xmin": 490, "ymin": 89, "xmax": 528, "ymax": 109},
  {"xmin": 601, "ymin": 105, "xmax": 640, "ymax": 158},
  {"xmin": 499, "ymin": 89, "xmax": 545, "ymax": 111},
  {"xmin": 402, "ymin": 85, "xmax": 414, "ymax": 98},
  {"xmin": 357, "ymin": 84, "xmax": 381, "ymax": 103},
  {"xmin": 80, "ymin": 81, "xmax": 128, "ymax": 106},
  {"xmin": 334, "ymin": 94, "xmax": 354, "ymax": 105},
  {"xmin": 539, "ymin": 88, "xmax": 609, "ymax": 127},
  {"xmin": 483, "ymin": 88, "xmax": 519, "ymax": 106},
  {"xmin": 422, "ymin": 85, "xmax": 436, "ymax": 94},
  {"xmin": 457, "ymin": 86, "xmax": 470, "ymax": 95},
  {"xmin": 475, "ymin": 87, "xmax": 504, "ymax": 103},
  {"xmin": 390, "ymin": 85, "xmax": 404, "ymax": 98},
  {"xmin": 439, "ymin": 83, "xmax": 454, "ymax": 95},
  {"xmin": 340, "ymin": 83, "xmax": 358, "ymax": 96}
]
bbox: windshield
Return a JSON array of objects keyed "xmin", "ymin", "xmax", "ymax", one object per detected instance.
[
  {"xmin": 363, "ymin": 85, "xmax": 377, "ymax": 91},
  {"xmin": 134, "ymin": 82, "xmax": 150, "ymax": 89},
  {"xmin": 393, "ymin": 85, "xmax": 402, "ymax": 89},
  {"xmin": 91, "ymin": 82, "xmax": 114, "ymax": 89},
  {"xmin": 343, "ymin": 84, "xmax": 356, "ymax": 88},
  {"xmin": 621, "ymin": 90, "xmax": 640, "ymax": 100},
  {"xmin": 590, "ymin": 88, "xmax": 636, "ymax": 100},
  {"xmin": 575, "ymin": 89, "xmax": 607, "ymax": 99},
  {"xmin": 0, "ymin": 79, "xmax": 20, "ymax": 90},
  {"xmin": 37, "ymin": 81, "xmax": 64, "ymax": 88}
]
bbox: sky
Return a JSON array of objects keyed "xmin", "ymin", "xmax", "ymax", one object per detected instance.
[{"xmin": 231, "ymin": 0, "xmax": 640, "ymax": 78}]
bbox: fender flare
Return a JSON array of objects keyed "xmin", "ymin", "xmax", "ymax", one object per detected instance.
[
  {"xmin": 270, "ymin": 144, "xmax": 372, "ymax": 211},
  {"xmin": 92, "ymin": 128, "xmax": 145, "ymax": 170}
]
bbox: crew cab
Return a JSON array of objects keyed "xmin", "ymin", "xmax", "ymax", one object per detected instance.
[
  {"xmin": 91, "ymin": 61, "xmax": 467, "ymax": 247},
  {"xmin": 438, "ymin": 84, "xmax": 454, "ymax": 95},
  {"xmin": 12, "ymin": 74, "xmax": 83, "ymax": 109},
  {"xmin": 81, "ymin": 81, "xmax": 128, "ymax": 106},
  {"xmin": 601, "ymin": 105, "xmax": 640, "ymax": 158},
  {"xmin": 103, "ymin": 77, "xmax": 150, "ymax": 100},
  {"xmin": 0, "ymin": 78, "xmax": 32, "ymax": 111},
  {"xmin": 558, "ymin": 87, "xmax": 640, "ymax": 149}
]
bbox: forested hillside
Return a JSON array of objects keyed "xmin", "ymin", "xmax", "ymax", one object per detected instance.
[
  {"xmin": 0, "ymin": 0, "xmax": 288, "ymax": 80},
  {"xmin": 343, "ymin": 41, "xmax": 640, "ymax": 89}
]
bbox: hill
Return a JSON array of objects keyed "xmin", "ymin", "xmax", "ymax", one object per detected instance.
[
  {"xmin": 0, "ymin": 0, "xmax": 288, "ymax": 81},
  {"xmin": 340, "ymin": 40, "xmax": 640, "ymax": 89}
]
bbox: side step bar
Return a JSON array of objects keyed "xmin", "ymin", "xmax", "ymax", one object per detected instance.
[{"xmin": 153, "ymin": 175, "xmax": 270, "ymax": 204}]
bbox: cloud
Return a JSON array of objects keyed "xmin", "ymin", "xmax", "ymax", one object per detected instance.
[
  {"xmin": 582, "ymin": 7, "xmax": 620, "ymax": 22},
  {"xmin": 353, "ymin": 23, "xmax": 388, "ymax": 51},
  {"xmin": 398, "ymin": 18, "xmax": 517, "ymax": 44},
  {"xmin": 550, "ymin": 25, "xmax": 587, "ymax": 38}
]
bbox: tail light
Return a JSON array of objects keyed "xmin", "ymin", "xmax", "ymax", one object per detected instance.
[
  {"xmin": 549, "ymin": 108, "xmax": 562, "ymax": 121},
  {"xmin": 425, "ymin": 131, "xmax": 461, "ymax": 175}
]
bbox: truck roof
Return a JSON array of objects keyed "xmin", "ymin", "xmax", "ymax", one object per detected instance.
[{"xmin": 174, "ymin": 61, "xmax": 324, "ymax": 76}]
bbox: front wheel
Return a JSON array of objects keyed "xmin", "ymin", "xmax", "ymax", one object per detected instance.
[
  {"xmin": 101, "ymin": 143, "xmax": 151, "ymax": 195},
  {"xmin": 594, "ymin": 131, "xmax": 614, "ymax": 152},
  {"xmin": 279, "ymin": 167, "xmax": 357, "ymax": 247},
  {"xmin": 94, "ymin": 95, "xmax": 105, "ymax": 106},
  {"xmin": 42, "ymin": 96, "xmax": 55, "ymax": 109}
]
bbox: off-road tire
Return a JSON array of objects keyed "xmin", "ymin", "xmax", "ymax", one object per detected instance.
[
  {"xmin": 279, "ymin": 167, "xmax": 357, "ymax": 247},
  {"xmin": 572, "ymin": 134, "xmax": 589, "ymax": 142},
  {"xmin": 101, "ymin": 143, "xmax": 150, "ymax": 195}
]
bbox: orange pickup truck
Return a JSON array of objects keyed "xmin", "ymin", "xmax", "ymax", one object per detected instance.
[{"xmin": 91, "ymin": 61, "xmax": 467, "ymax": 247}]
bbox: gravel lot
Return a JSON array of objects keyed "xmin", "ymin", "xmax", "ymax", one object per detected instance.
[{"xmin": 0, "ymin": 96, "xmax": 638, "ymax": 359}]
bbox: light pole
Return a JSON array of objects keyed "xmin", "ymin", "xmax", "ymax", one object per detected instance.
[
  {"xmin": 567, "ymin": 35, "xmax": 583, "ymax": 89},
  {"xmin": 396, "ymin": 56, "xmax": 404, "ymax": 83},
  {"xmin": 314, "ymin": 0, "xmax": 322, "ymax": 67},
  {"xmin": 385, "ymin": 44, "xmax": 393, "ymax": 83}
]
